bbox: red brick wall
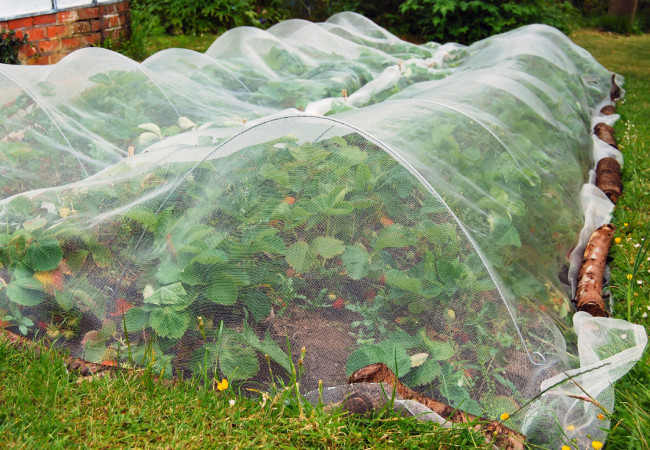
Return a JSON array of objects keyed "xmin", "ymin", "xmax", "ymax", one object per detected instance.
[{"xmin": 0, "ymin": 1, "xmax": 130, "ymax": 65}]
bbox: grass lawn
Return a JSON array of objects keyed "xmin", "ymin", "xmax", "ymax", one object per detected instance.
[
  {"xmin": 1, "ymin": 28, "xmax": 649, "ymax": 449},
  {"xmin": 571, "ymin": 29, "xmax": 650, "ymax": 449}
]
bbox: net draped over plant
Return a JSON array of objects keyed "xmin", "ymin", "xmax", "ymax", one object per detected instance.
[{"xmin": 0, "ymin": 12, "xmax": 646, "ymax": 448}]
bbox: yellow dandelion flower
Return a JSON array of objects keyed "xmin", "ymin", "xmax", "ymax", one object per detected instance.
[
  {"xmin": 592, "ymin": 441, "xmax": 603, "ymax": 450},
  {"xmin": 623, "ymin": 222, "xmax": 628, "ymax": 227},
  {"xmin": 615, "ymin": 237, "xmax": 621, "ymax": 244},
  {"xmin": 217, "ymin": 378, "xmax": 229, "ymax": 391},
  {"xmin": 500, "ymin": 413, "xmax": 509, "ymax": 421},
  {"xmin": 562, "ymin": 446, "xmax": 571, "ymax": 450},
  {"xmin": 627, "ymin": 274, "xmax": 633, "ymax": 280},
  {"xmin": 566, "ymin": 425, "xmax": 575, "ymax": 431},
  {"xmin": 597, "ymin": 413, "xmax": 605, "ymax": 420}
]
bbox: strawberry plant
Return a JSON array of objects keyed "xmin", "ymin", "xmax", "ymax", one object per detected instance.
[{"xmin": 0, "ymin": 129, "xmax": 551, "ymax": 414}]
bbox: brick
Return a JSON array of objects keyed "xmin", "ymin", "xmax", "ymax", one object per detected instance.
[
  {"xmin": 91, "ymin": 19, "xmax": 102, "ymax": 32},
  {"xmin": 48, "ymin": 53, "xmax": 65, "ymax": 64},
  {"xmin": 32, "ymin": 13, "xmax": 57, "ymax": 25},
  {"xmin": 8, "ymin": 17, "xmax": 34, "ymax": 29},
  {"xmin": 99, "ymin": 4, "xmax": 118, "ymax": 15},
  {"xmin": 47, "ymin": 25, "xmax": 68, "ymax": 39},
  {"xmin": 33, "ymin": 54, "xmax": 50, "ymax": 65},
  {"xmin": 57, "ymin": 10, "xmax": 79, "ymax": 23},
  {"xmin": 71, "ymin": 21, "xmax": 91, "ymax": 35},
  {"xmin": 82, "ymin": 33, "xmax": 101, "ymax": 45},
  {"xmin": 24, "ymin": 27, "xmax": 48, "ymax": 41},
  {"xmin": 18, "ymin": 45, "xmax": 38, "ymax": 58},
  {"xmin": 61, "ymin": 37, "xmax": 82, "ymax": 49},
  {"xmin": 117, "ymin": 1, "xmax": 130, "ymax": 12},
  {"xmin": 37, "ymin": 39, "xmax": 60, "ymax": 53},
  {"xmin": 12, "ymin": 29, "xmax": 25, "ymax": 39},
  {"xmin": 103, "ymin": 15, "xmax": 122, "ymax": 29},
  {"xmin": 78, "ymin": 7, "xmax": 99, "ymax": 20},
  {"xmin": 0, "ymin": 22, "xmax": 9, "ymax": 30}
]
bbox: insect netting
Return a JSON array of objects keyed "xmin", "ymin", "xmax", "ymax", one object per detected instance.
[{"xmin": 0, "ymin": 12, "xmax": 646, "ymax": 448}]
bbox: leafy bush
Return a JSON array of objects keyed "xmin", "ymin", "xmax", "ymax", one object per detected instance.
[
  {"xmin": 398, "ymin": 0, "xmax": 580, "ymax": 44},
  {"xmin": 0, "ymin": 29, "xmax": 28, "ymax": 65},
  {"xmin": 134, "ymin": 0, "xmax": 259, "ymax": 35}
]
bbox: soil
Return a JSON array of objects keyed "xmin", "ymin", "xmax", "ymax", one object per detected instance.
[{"xmin": 266, "ymin": 305, "xmax": 360, "ymax": 392}]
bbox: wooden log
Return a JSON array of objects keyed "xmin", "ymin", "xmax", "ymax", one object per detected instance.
[
  {"xmin": 575, "ymin": 224, "xmax": 616, "ymax": 317},
  {"xmin": 349, "ymin": 363, "xmax": 526, "ymax": 450},
  {"xmin": 0, "ymin": 329, "xmax": 175, "ymax": 386},
  {"xmin": 596, "ymin": 157, "xmax": 623, "ymax": 203},
  {"xmin": 594, "ymin": 122, "xmax": 618, "ymax": 149},
  {"xmin": 600, "ymin": 105, "xmax": 617, "ymax": 115},
  {"xmin": 610, "ymin": 74, "xmax": 621, "ymax": 101}
]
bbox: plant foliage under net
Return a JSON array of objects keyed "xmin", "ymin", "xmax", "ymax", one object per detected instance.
[{"xmin": 0, "ymin": 12, "xmax": 646, "ymax": 449}]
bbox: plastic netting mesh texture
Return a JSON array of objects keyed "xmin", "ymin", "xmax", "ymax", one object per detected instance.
[{"xmin": 0, "ymin": 12, "xmax": 646, "ymax": 448}]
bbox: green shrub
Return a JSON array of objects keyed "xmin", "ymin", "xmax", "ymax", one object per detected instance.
[
  {"xmin": 398, "ymin": 0, "xmax": 580, "ymax": 44},
  {"xmin": 135, "ymin": 0, "xmax": 258, "ymax": 35}
]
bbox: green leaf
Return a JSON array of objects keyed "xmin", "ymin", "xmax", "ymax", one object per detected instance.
[
  {"xmin": 6, "ymin": 277, "xmax": 45, "ymax": 306},
  {"xmin": 204, "ymin": 276, "xmax": 239, "ymax": 305},
  {"xmin": 55, "ymin": 289, "xmax": 74, "ymax": 311},
  {"xmin": 66, "ymin": 249, "xmax": 89, "ymax": 273},
  {"xmin": 240, "ymin": 324, "xmax": 291, "ymax": 373},
  {"xmin": 144, "ymin": 282, "xmax": 190, "ymax": 309},
  {"xmin": 219, "ymin": 332, "xmax": 259, "ymax": 380},
  {"xmin": 342, "ymin": 244, "xmax": 370, "ymax": 280},
  {"xmin": 149, "ymin": 307, "xmax": 190, "ymax": 339},
  {"xmin": 437, "ymin": 260, "xmax": 461, "ymax": 286},
  {"xmin": 242, "ymin": 289, "xmax": 271, "ymax": 322},
  {"xmin": 156, "ymin": 261, "xmax": 181, "ymax": 284},
  {"xmin": 24, "ymin": 238, "xmax": 62, "ymax": 271},
  {"xmin": 125, "ymin": 207, "xmax": 158, "ymax": 230},
  {"xmin": 260, "ymin": 163, "xmax": 289, "ymax": 186},
  {"xmin": 346, "ymin": 340, "xmax": 411, "ymax": 377},
  {"xmin": 22, "ymin": 217, "xmax": 46, "ymax": 232},
  {"xmin": 374, "ymin": 226, "xmax": 418, "ymax": 252},
  {"xmin": 89, "ymin": 242, "xmax": 112, "ymax": 268},
  {"xmin": 312, "ymin": 236, "xmax": 345, "ymax": 259},
  {"xmin": 97, "ymin": 320, "xmax": 117, "ymax": 341},
  {"xmin": 190, "ymin": 249, "xmax": 228, "ymax": 265},
  {"xmin": 334, "ymin": 145, "xmax": 367, "ymax": 166},
  {"xmin": 54, "ymin": 281, "xmax": 107, "ymax": 320},
  {"xmin": 385, "ymin": 269, "xmax": 421, "ymax": 293},
  {"xmin": 83, "ymin": 342, "xmax": 107, "ymax": 364},
  {"xmin": 495, "ymin": 226, "xmax": 521, "ymax": 249},
  {"xmin": 243, "ymin": 227, "xmax": 287, "ymax": 254},
  {"xmin": 423, "ymin": 338, "xmax": 455, "ymax": 361},
  {"xmin": 285, "ymin": 241, "xmax": 314, "ymax": 273},
  {"xmin": 354, "ymin": 163, "xmax": 372, "ymax": 190},
  {"xmin": 124, "ymin": 307, "xmax": 149, "ymax": 333},
  {"xmin": 179, "ymin": 261, "xmax": 208, "ymax": 285},
  {"xmin": 406, "ymin": 358, "xmax": 441, "ymax": 387}
]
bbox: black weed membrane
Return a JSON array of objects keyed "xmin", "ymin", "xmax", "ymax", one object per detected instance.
[{"xmin": 0, "ymin": 12, "xmax": 645, "ymax": 448}]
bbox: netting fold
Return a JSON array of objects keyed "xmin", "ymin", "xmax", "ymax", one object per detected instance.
[{"xmin": 0, "ymin": 12, "xmax": 646, "ymax": 448}]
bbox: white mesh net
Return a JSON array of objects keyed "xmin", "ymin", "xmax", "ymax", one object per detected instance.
[{"xmin": 0, "ymin": 12, "xmax": 646, "ymax": 448}]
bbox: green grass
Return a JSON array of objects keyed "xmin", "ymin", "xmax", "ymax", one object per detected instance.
[
  {"xmin": 143, "ymin": 34, "xmax": 219, "ymax": 57},
  {"xmin": 0, "ymin": 339, "xmax": 491, "ymax": 448},
  {"xmin": 571, "ymin": 29, "xmax": 650, "ymax": 448},
  {"xmin": 1, "ymin": 28, "xmax": 648, "ymax": 449}
]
